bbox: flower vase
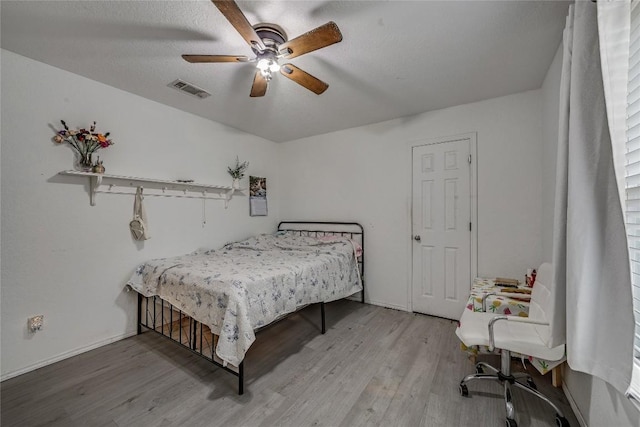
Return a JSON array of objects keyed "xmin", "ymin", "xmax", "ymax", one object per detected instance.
[
  {"xmin": 232, "ymin": 178, "xmax": 240, "ymax": 190},
  {"xmin": 92, "ymin": 156, "xmax": 105, "ymax": 174},
  {"xmin": 77, "ymin": 153, "xmax": 93, "ymax": 172}
]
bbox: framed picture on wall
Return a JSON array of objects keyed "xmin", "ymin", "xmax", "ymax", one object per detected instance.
[{"xmin": 249, "ymin": 176, "xmax": 267, "ymax": 216}]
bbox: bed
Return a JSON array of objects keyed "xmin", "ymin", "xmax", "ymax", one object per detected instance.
[{"xmin": 127, "ymin": 221, "xmax": 364, "ymax": 394}]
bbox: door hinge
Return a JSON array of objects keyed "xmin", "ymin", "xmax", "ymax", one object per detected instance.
[
  {"xmin": 469, "ymin": 222, "xmax": 472, "ymax": 231},
  {"xmin": 468, "ymin": 154, "xmax": 472, "ymax": 164}
]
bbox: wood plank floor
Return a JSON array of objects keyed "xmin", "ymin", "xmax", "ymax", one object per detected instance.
[{"xmin": 1, "ymin": 300, "xmax": 578, "ymax": 427}]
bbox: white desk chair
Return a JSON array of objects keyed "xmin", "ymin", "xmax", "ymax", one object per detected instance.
[{"xmin": 455, "ymin": 263, "xmax": 569, "ymax": 427}]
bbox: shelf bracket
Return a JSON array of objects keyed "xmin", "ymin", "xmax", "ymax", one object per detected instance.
[
  {"xmin": 89, "ymin": 175, "xmax": 102, "ymax": 206},
  {"xmin": 224, "ymin": 189, "xmax": 235, "ymax": 209}
]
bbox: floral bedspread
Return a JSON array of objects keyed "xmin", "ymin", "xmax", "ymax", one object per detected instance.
[{"xmin": 127, "ymin": 233, "xmax": 362, "ymax": 367}]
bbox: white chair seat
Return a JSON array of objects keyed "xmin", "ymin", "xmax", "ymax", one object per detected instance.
[{"xmin": 455, "ymin": 309, "xmax": 565, "ymax": 361}]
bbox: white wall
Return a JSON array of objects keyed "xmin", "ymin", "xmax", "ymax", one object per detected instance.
[
  {"xmin": 540, "ymin": 43, "xmax": 640, "ymax": 427},
  {"xmin": 541, "ymin": 44, "xmax": 562, "ymax": 262},
  {"xmin": 278, "ymin": 90, "xmax": 543, "ymax": 311},
  {"xmin": 0, "ymin": 50, "xmax": 279, "ymax": 379}
]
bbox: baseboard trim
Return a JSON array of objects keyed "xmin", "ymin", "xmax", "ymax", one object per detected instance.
[
  {"xmin": 2, "ymin": 299, "xmax": 409, "ymax": 382},
  {"xmin": 562, "ymin": 380, "xmax": 588, "ymax": 427},
  {"xmin": 1, "ymin": 330, "xmax": 137, "ymax": 382},
  {"xmin": 364, "ymin": 298, "xmax": 409, "ymax": 312}
]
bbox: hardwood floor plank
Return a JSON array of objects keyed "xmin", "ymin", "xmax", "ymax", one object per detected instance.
[
  {"xmin": 1, "ymin": 301, "xmax": 579, "ymax": 427},
  {"xmin": 370, "ymin": 315, "xmax": 449, "ymax": 427},
  {"xmin": 339, "ymin": 314, "xmax": 434, "ymax": 426},
  {"xmin": 261, "ymin": 307, "xmax": 413, "ymax": 426}
]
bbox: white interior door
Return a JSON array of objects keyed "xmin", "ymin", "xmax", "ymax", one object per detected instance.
[{"xmin": 412, "ymin": 138, "xmax": 472, "ymax": 320}]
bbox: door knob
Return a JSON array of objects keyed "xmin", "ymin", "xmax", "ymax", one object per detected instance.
[{"xmin": 414, "ymin": 235, "xmax": 421, "ymax": 242}]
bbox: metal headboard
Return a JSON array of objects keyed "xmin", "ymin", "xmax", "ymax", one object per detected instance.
[{"xmin": 277, "ymin": 221, "xmax": 365, "ymax": 304}]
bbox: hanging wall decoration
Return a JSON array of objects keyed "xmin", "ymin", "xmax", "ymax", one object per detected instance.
[
  {"xmin": 53, "ymin": 120, "xmax": 114, "ymax": 171},
  {"xmin": 249, "ymin": 176, "xmax": 267, "ymax": 216}
]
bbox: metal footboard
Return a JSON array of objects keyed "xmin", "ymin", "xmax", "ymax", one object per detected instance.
[
  {"xmin": 137, "ymin": 294, "xmax": 328, "ymax": 395},
  {"xmin": 137, "ymin": 293, "xmax": 245, "ymax": 393}
]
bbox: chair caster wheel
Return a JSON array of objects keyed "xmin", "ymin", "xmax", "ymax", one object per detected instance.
[
  {"xmin": 526, "ymin": 378, "xmax": 537, "ymax": 390},
  {"xmin": 505, "ymin": 418, "xmax": 517, "ymax": 427},
  {"xmin": 555, "ymin": 415, "xmax": 570, "ymax": 427},
  {"xmin": 475, "ymin": 366, "xmax": 484, "ymax": 374},
  {"xmin": 459, "ymin": 383, "xmax": 469, "ymax": 397}
]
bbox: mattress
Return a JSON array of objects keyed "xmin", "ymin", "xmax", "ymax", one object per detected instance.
[{"xmin": 127, "ymin": 233, "xmax": 362, "ymax": 367}]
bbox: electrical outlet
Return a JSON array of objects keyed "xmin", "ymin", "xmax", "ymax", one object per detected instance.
[{"xmin": 28, "ymin": 315, "xmax": 44, "ymax": 332}]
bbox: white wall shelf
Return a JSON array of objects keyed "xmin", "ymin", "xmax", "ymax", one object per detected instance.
[{"xmin": 58, "ymin": 170, "xmax": 244, "ymax": 207}]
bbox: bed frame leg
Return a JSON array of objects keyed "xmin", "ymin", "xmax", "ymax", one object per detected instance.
[
  {"xmin": 321, "ymin": 302, "xmax": 326, "ymax": 334},
  {"xmin": 238, "ymin": 362, "xmax": 244, "ymax": 395},
  {"xmin": 191, "ymin": 319, "xmax": 197, "ymax": 351},
  {"xmin": 137, "ymin": 293, "xmax": 142, "ymax": 335}
]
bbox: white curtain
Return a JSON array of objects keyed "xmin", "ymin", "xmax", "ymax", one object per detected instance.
[{"xmin": 552, "ymin": 2, "xmax": 634, "ymax": 394}]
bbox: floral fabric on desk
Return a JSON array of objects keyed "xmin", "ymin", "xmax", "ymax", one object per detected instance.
[
  {"xmin": 467, "ymin": 278, "xmax": 530, "ymax": 316},
  {"xmin": 127, "ymin": 233, "xmax": 362, "ymax": 368},
  {"xmin": 461, "ymin": 278, "xmax": 564, "ymax": 375}
]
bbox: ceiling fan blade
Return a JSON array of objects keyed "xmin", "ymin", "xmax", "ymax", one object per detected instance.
[
  {"xmin": 279, "ymin": 64, "xmax": 328, "ymax": 95},
  {"xmin": 182, "ymin": 55, "xmax": 249, "ymax": 63},
  {"xmin": 250, "ymin": 71, "xmax": 268, "ymax": 97},
  {"xmin": 279, "ymin": 21, "xmax": 342, "ymax": 60},
  {"xmin": 211, "ymin": 0, "xmax": 266, "ymax": 52}
]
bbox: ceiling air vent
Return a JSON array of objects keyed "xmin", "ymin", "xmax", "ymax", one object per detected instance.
[{"xmin": 169, "ymin": 79, "xmax": 211, "ymax": 99}]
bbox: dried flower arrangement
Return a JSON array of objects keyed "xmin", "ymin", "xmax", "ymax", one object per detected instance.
[{"xmin": 53, "ymin": 120, "xmax": 113, "ymax": 170}]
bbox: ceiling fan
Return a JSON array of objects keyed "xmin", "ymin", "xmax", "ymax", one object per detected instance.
[{"xmin": 182, "ymin": 0, "xmax": 343, "ymax": 97}]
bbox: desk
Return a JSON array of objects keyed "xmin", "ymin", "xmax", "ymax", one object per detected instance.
[{"xmin": 462, "ymin": 278, "xmax": 564, "ymax": 384}]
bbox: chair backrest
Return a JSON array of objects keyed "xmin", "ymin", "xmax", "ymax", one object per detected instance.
[{"xmin": 528, "ymin": 262, "xmax": 562, "ymax": 347}]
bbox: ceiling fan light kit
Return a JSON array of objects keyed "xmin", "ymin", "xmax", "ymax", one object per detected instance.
[{"xmin": 182, "ymin": 0, "xmax": 343, "ymax": 97}]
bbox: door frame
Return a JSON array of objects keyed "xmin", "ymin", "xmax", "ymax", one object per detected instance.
[{"xmin": 407, "ymin": 132, "xmax": 478, "ymax": 312}]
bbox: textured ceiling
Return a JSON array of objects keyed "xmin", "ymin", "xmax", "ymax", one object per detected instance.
[{"xmin": 1, "ymin": 1, "xmax": 571, "ymax": 142}]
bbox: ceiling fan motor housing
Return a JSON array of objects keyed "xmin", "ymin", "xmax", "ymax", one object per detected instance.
[
  {"xmin": 252, "ymin": 23, "xmax": 287, "ymax": 54},
  {"xmin": 252, "ymin": 23, "xmax": 288, "ymax": 81}
]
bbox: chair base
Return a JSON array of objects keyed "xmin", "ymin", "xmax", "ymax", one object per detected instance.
[{"xmin": 458, "ymin": 351, "xmax": 570, "ymax": 427}]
